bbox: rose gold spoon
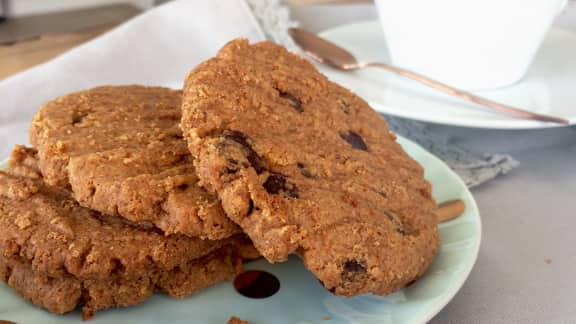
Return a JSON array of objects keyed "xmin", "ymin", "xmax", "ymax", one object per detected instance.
[
  {"xmin": 289, "ymin": 28, "xmax": 571, "ymax": 126},
  {"xmin": 435, "ymin": 199, "xmax": 466, "ymax": 223}
]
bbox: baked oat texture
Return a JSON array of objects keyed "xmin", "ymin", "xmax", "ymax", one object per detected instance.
[
  {"xmin": 181, "ymin": 39, "xmax": 439, "ymax": 296},
  {"xmin": 0, "ymin": 146, "xmax": 244, "ymax": 319},
  {"xmin": 29, "ymin": 85, "xmax": 239, "ymax": 240}
]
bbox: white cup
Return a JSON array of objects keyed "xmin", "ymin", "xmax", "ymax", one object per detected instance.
[{"xmin": 374, "ymin": 0, "xmax": 567, "ymax": 90}]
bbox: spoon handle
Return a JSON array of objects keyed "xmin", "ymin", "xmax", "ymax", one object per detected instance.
[
  {"xmin": 364, "ymin": 61, "xmax": 571, "ymax": 125},
  {"xmin": 435, "ymin": 199, "xmax": 466, "ymax": 223}
]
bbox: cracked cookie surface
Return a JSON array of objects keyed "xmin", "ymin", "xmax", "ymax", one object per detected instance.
[
  {"xmin": 29, "ymin": 86, "xmax": 239, "ymax": 239},
  {"xmin": 181, "ymin": 39, "xmax": 439, "ymax": 296}
]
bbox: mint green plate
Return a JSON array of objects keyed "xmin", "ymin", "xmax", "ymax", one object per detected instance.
[{"xmin": 0, "ymin": 136, "xmax": 481, "ymax": 324}]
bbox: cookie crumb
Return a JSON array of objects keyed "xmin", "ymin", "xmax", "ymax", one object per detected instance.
[
  {"xmin": 545, "ymin": 258, "xmax": 552, "ymax": 264},
  {"xmin": 228, "ymin": 316, "xmax": 250, "ymax": 324},
  {"xmin": 0, "ymin": 320, "xmax": 17, "ymax": 324},
  {"xmin": 323, "ymin": 315, "xmax": 331, "ymax": 320}
]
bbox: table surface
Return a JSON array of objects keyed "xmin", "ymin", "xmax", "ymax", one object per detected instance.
[
  {"xmin": 0, "ymin": 5, "xmax": 139, "ymax": 80},
  {"xmin": 292, "ymin": 3, "xmax": 576, "ymax": 323}
]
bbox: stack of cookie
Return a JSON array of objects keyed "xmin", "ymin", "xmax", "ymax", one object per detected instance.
[
  {"xmin": 0, "ymin": 39, "xmax": 439, "ymax": 319},
  {"xmin": 0, "ymin": 87, "xmax": 257, "ymax": 319}
]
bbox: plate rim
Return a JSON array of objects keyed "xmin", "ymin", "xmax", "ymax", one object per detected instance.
[
  {"xmin": 395, "ymin": 136, "xmax": 482, "ymax": 323},
  {"xmin": 0, "ymin": 135, "xmax": 482, "ymax": 323},
  {"xmin": 319, "ymin": 20, "xmax": 575, "ymax": 130}
]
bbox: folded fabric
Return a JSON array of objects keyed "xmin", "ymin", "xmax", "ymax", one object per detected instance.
[{"xmin": 0, "ymin": 0, "xmax": 265, "ymax": 158}]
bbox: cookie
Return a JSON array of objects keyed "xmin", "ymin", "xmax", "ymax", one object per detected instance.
[
  {"xmin": 0, "ymin": 146, "xmax": 248, "ymax": 318},
  {"xmin": 181, "ymin": 39, "xmax": 439, "ymax": 296},
  {"xmin": 29, "ymin": 86, "xmax": 239, "ymax": 240}
]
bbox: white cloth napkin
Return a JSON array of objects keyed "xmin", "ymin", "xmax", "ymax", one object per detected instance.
[{"xmin": 0, "ymin": 0, "xmax": 266, "ymax": 159}]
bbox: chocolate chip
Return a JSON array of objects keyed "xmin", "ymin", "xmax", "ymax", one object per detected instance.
[
  {"xmin": 176, "ymin": 183, "xmax": 189, "ymax": 190},
  {"xmin": 279, "ymin": 91, "xmax": 303, "ymax": 113},
  {"xmin": 263, "ymin": 173, "xmax": 299, "ymax": 198},
  {"xmin": 263, "ymin": 174, "xmax": 284, "ymax": 194},
  {"xmin": 297, "ymin": 162, "xmax": 316, "ymax": 178},
  {"xmin": 343, "ymin": 260, "xmax": 366, "ymax": 273},
  {"xmin": 340, "ymin": 131, "xmax": 368, "ymax": 151},
  {"xmin": 341, "ymin": 260, "xmax": 367, "ymax": 281},
  {"xmin": 71, "ymin": 113, "xmax": 88, "ymax": 125},
  {"xmin": 223, "ymin": 130, "xmax": 266, "ymax": 173},
  {"xmin": 383, "ymin": 209, "xmax": 406, "ymax": 235}
]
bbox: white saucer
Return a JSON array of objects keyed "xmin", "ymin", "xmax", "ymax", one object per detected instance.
[{"xmin": 318, "ymin": 21, "xmax": 576, "ymax": 129}]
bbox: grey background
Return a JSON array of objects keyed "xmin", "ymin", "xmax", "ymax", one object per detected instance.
[{"xmin": 291, "ymin": 3, "xmax": 576, "ymax": 323}]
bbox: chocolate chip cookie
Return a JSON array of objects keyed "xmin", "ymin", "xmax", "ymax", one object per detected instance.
[
  {"xmin": 0, "ymin": 146, "xmax": 247, "ymax": 319},
  {"xmin": 181, "ymin": 39, "xmax": 439, "ymax": 296},
  {"xmin": 30, "ymin": 86, "xmax": 239, "ymax": 239}
]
